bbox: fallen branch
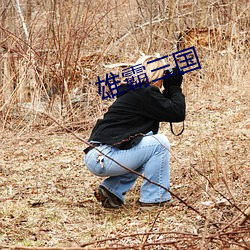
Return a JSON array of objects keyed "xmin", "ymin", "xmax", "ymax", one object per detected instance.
[{"xmin": 1, "ymin": 228, "xmax": 249, "ymax": 249}]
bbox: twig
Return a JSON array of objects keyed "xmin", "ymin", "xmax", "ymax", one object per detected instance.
[
  {"xmin": 239, "ymin": 207, "xmax": 250, "ymax": 226},
  {"xmin": 13, "ymin": 0, "xmax": 30, "ymax": 45},
  {"xmin": 190, "ymin": 163, "xmax": 247, "ymax": 217},
  {"xmin": 203, "ymin": 139, "xmax": 237, "ymax": 205},
  {"xmin": 141, "ymin": 210, "xmax": 162, "ymax": 249},
  {"xmin": 106, "ymin": 9, "xmax": 204, "ymax": 53},
  {"xmin": 217, "ymin": 238, "xmax": 250, "ymax": 250},
  {"xmin": 1, "ymin": 229, "xmax": 249, "ymax": 249},
  {"xmin": 219, "ymin": 211, "xmax": 245, "ymax": 232},
  {"xmin": 0, "ymin": 247, "xmax": 86, "ymax": 250},
  {"xmin": 81, "ymin": 231, "xmax": 199, "ymax": 248},
  {"xmin": 82, "ymin": 229, "xmax": 250, "ymax": 248}
]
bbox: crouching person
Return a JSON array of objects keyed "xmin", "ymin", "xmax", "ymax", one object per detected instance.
[{"xmin": 84, "ymin": 56, "xmax": 186, "ymax": 209}]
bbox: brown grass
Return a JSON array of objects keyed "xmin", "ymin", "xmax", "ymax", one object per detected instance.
[{"xmin": 0, "ymin": 0, "xmax": 249, "ymax": 249}]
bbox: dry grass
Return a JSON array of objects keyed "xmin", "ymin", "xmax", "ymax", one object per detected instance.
[{"xmin": 0, "ymin": 0, "xmax": 249, "ymax": 249}]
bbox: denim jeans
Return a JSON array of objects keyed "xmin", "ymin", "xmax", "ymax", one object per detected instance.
[{"xmin": 84, "ymin": 134, "xmax": 170, "ymax": 203}]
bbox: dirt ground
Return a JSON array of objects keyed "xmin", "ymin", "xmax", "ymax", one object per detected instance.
[{"xmin": 0, "ymin": 82, "xmax": 249, "ymax": 249}]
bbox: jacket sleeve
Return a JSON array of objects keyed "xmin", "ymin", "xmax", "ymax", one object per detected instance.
[{"xmin": 142, "ymin": 86, "xmax": 186, "ymax": 122}]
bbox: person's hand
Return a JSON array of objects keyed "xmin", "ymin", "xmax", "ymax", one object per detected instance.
[{"xmin": 163, "ymin": 67, "xmax": 183, "ymax": 88}]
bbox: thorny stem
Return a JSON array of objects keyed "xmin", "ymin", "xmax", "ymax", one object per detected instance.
[
  {"xmin": 0, "ymin": 229, "xmax": 248, "ymax": 249},
  {"xmin": 203, "ymin": 139, "xmax": 237, "ymax": 204},
  {"xmin": 190, "ymin": 163, "xmax": 247, "ymax": 217},
  {"xmin": 82, "ymin": 229, "xmax": 250, "ymax": 248},
  {"xmin": 142, "ymin": 210, "xmax": 162, "ymax": 248}
]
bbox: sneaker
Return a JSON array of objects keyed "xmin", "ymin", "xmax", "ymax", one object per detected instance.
[
  {"xmin": 139, "ymin": 200, "xmax": 172, "ymax": 210},
  {"xmin": 94, "ymin": 186, "xmax": 123, "ymax": 208}
]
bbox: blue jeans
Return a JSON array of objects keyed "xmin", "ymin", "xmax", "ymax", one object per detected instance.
[{"xmin": 84, "ymin": 134, "xmax": 170, "ymax": 203}]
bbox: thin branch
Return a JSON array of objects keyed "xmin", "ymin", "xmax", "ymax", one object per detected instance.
[
  {"xmin": 13, "ymin": 0, "xmax": 30, "ymax": 46},
  {"xmin": 147, "ymin": 0, "xmax": 153, "ymax": 54},
  {"xmin": 106, "ymin": 9, "xmax": 204, "ymax": 53},
  {"xmin": 239, "ymin": 207, "xmax": 250, "ymax": 226},
  {"xmin": 142, "ymin": 210, "xmax": 162, "ymax": 248},
  {"xmin": 168, "ymin": 0, "xmax": 175, "ymax": 42},
  {"xmin": 81, "ymin": 231, "xmax": 199, "ymax": 247},
  {"xmin": 190, "ymin": 163, "xmax": 247, "ymax": 217}
]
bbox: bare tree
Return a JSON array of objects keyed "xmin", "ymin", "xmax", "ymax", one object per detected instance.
[
  {"xmin": 147, "ymin": 0, "xmax": 153, "ymax": 54},
  {"xmin": 0, "ymin": 0, "xmax": 15, "ymax": 116},
  {"xmin": 168, "ymin": 0, "xmax": 175, "ymax": 44}
]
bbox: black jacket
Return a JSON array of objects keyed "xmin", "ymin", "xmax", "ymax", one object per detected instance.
[{"xmin": 88, "ymin": 84, "xmax": 185, "ymax": 149}]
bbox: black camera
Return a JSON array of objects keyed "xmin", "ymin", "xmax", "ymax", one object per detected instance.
[
  {"xmin": 164, "ymin": 67, "xmax": 175, "ymax": 76},
  {"xmin": 163, "ymin": 66, "xmax": 183, "ymax": 88},
  {"xmin": 164, "ymin": 67, "xmax": 184, "ymax": 78}
]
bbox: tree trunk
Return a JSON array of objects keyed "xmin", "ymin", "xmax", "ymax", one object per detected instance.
[
  {"xmin": 13, "ymin": 0, "xmax": 38, "ymax": 104},
  {"xmin": 147, "ymin": 0, "xmax": 153, "ymax": 54},
  {"xmin": 168, "ymin": 0, "xmax": 175, "ymax": 45},
  {"xmin": 0, "ymin": 0, "xmax": 15, "ymax": 113}
]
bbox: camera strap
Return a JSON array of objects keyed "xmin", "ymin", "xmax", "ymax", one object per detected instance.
[{"xmin": 170, "ymin": 121, "xmax": 185, "ymax": 136}]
